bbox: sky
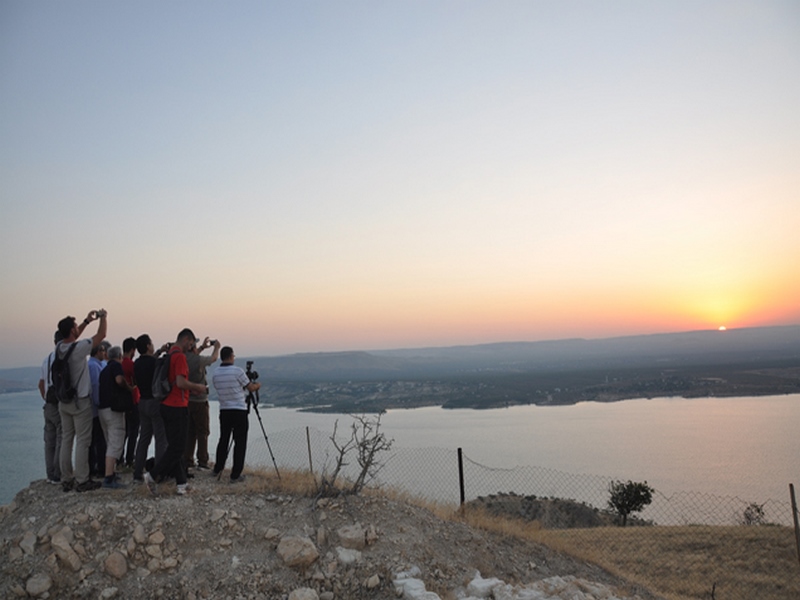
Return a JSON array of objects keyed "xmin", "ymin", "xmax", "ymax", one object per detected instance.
[{"xmin": 1, "ymin": 1, "xmax": 799, "ymax": 369}]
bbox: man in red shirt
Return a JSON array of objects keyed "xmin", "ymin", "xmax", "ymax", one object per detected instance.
[{"xmin": 144, "ymin": 328, "xmax": 208, "ymax": 495}]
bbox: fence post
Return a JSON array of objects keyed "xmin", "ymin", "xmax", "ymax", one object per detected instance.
[
  {"xmin": 790, "ymin": 484, "xmax": 800, "ymax": 569},
  {"xmin": 458, "ymin": 448, "xmax": 465, "ymax": 507},
  {"xmin": 306, "ymin": 427, "xmax": 314, "ymax": 475}
]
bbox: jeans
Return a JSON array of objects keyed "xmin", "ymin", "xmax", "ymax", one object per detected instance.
[
  {"xmin": 185, "ymin": 401, "xmax": 210, "ymax": 467},
  {"xmin": 43, "ymin": 402, "xmax": 62, "ymax": 481},
  {"xmin": 59, "ymin": 396, "xmax": 93, "ymax": 484},
  {"xmin": 124, "ymin": 405, "xmax": 140, "ymax": 465},
  {"xmin": 151, "ymin": 404, "xmax": 188, "ymax": 485},
  {"xmin": 134, "ymin": 396, "xmax": 168, "ymax": 478},
  {"xmin": 89, "ymin": 416, "xmax": 107, "ymax": 477},
  {"xmin": 215, "ymin": 409, "xmax": 249, "ymax": 480}
]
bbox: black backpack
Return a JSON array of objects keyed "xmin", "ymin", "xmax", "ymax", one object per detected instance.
[
  {"xmin": 51, "ymin": 342, "xmax": 78, "ymax": 403},
  {"xmin": 151, "ymin": 352, "xmax": 173, "ymax": 402}
]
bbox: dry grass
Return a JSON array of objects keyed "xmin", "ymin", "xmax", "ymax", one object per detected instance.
[
  {"xmin": 225, "ymin": 472, "xmax": 800, "ymax": 600},
  {"xmin": 456, "ymin": 505, "xmax": 800, "ymax": 600}
]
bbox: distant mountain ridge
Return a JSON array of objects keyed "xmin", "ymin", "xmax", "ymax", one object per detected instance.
[{"xmin": 1, "ymin": 325, "xmax": 798, "ymax": 392}]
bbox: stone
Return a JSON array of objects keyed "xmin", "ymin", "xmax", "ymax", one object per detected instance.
[
  {"xmin": 149, "ymin": 530, "xmax": 166, "ymax": 545},
  {"xmin": 466, "ymin": 572, "xmax": 504, "ymax": 598},
  {"xmin": 336, "ymin": 524, "xmax": 366, "ymax": 550},
  {"xmin": 20, "ymin": 530, "xmax": 37, "ymax": 555},
  {"xmin": 335, "ymin": 546, "xmax": 361, "ymax": 565},
  {"xmin": 25, "ymin": 573, "xmax": 52, "ymax": 597},
  {"xmin": 105, "ymin": 552, "xmax": 128, "ymax": 579},
  {"xmin": 316, "ymin": 526, "xmax": 327, "ymax": 546},
  {"xmin": 100, "ymin": 588, "xmax": 118, "ymax": 598},
  {"xmin": 210, "ymin": 508, "xmax": 226, "ymax": 522},
  {"xmin": 51, "ymin": 530, "xmax": 82, "ymax": 571},
  {"xmin": 366, "ymin": 573, "xmax": 381, "ymax": 589},
  {"xmin": 265, "ymin": 527, "xmax": 281, "ymax": 540},
  {"xmin": 288, "ymin": 588, "xmax": 319, "ymax": 600},
  {"xmin": 277, "ymin": 536, "xmax": 319, "ymax": 569},
  {"xmin": 146, "ymin": 544, "xmax": 163, "ymax": 558},
  {"xmin": 133, "ymin": 523, "xmax": 147, "ymax": 544},
  {"xmin": 319, "ymin": 592, "xmax": 334, "ymax": 600}
]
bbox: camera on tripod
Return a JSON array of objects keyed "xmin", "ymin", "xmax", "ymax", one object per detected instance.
[
  {"xmin": 246, "ymin": 361, "xmax": 259, "ymax": 382},
  {"xmin": 245, "ymin": 361, "xmax": 259, "ymax": 408}
]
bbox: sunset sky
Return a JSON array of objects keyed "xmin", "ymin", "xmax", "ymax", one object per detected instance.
[{"xmin": 1, "ymin": 1, "xmax": 798, "ymax": 369}]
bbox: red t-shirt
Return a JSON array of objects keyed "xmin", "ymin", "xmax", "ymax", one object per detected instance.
[
  {"xmin": 122, "ymin": 356, "xmax": 141, "ymax": 405},
  {"xmin": 162, "ymin": 347, "xmax": 190, "ymax": 408}
]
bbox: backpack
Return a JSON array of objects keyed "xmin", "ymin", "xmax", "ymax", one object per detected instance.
[
  {"xmin": 151, "ymin": 352, "xmax": 173, "ymax": 402},
  {"xmin": 51, "ymin": 342, "xmax": 78, "ymax": 403}
]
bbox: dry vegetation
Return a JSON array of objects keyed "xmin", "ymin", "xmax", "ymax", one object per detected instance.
[{"xmin": 455, "ymin": 505, "xmax": 800, "ymax": 600}]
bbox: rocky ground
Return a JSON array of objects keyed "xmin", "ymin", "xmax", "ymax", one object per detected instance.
[{"xmin": 1, "ymin": 470, "xmax": 660, "ymax": 599}]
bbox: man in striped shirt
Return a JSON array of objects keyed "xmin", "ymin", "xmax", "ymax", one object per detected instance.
[{"xmin": 211, "ymin": 346, "xmax": 260, "ymax": 483}]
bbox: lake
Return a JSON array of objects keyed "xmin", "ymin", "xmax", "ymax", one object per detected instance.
[{"xmin": 3, "ymin": 391, "xmax": 799, "ymax": 520}]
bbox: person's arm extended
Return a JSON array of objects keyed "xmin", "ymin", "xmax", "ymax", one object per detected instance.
[
  {"xmin": 176, "ymin": 375, "xmax": 207, "ymax": 395},
  {"xmin": 90, "ymin": 310, "xmax": 108, "ymax": 348}
]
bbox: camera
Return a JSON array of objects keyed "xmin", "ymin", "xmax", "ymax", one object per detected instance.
[
  {"xmin": 246, "ymin": 361, "xmax": 259, "ymax": 382},
  {"xmin": 96, "ymin": 309, "xmax": 107, "ymax": 318}
]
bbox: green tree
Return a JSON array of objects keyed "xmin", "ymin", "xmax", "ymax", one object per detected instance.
[{"xmin": 607, "ymin": 480, "xmax": 654, "ymax": 526}]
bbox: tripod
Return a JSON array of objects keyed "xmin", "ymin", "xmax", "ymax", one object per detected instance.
[{"xmin": 248, "ymin": 387, "xmax": 281, "ymax": 480}]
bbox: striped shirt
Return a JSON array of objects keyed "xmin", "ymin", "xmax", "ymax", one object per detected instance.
[{"xmin": 211, "ymin": 364, "xmax": 250, "ymax": 411}]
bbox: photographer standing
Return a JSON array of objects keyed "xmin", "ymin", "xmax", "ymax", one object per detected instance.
[{"xmin": 211, "ymin": 347, "xmax": 259, "ymax": 483}]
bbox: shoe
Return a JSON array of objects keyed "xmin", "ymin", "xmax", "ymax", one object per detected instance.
[
  {"xmin": 76, "ymin": 480, "xmax": 102, "ymax": 493},
  {"xmin": 196, "ymin": 463, "xmax": 211, "ymax": 471},
  {"xmin": 186, "ymin": 472, "xmax": 195, "ymax": 479},
  {"xmin": 62, "ymin": 479, "xmax": 75, "ymax": 493},
  {"xmin": 176, "ymin": 483, "xmax": 190, "ymax": 495},
  {"xmin": 102, "ymin": 479, "xmax": 126, "ymax": 489},
  {"xmin": 47, "ymin": 478, "xmax": 61, "ymax": 485},
  {"xmin": 132, "ymin": 475, "xmax": 143, "ymax": 483},
  {"xmin": 143, "ymin": 471, "xmax": 157, "ymax": 495},
  {"xmin": 230, "ymin": 475, "xmax": 246, "ymax": 484}
]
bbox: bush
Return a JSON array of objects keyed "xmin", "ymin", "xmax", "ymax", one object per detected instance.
[{"xmin": 608, "ymin": 480, "xmax": 654, "ymax": 526}]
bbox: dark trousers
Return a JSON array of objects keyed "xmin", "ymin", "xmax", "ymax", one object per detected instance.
[
  {"xmin": 124, "ymin": 405, "xmax": 140, "ymax": 465},
  {"xmin": 214, "ymin": 409, "xmax": 249, "ymax": 480},
  {"xmin": 89, "ymin": 416, "xmax": 106, "ymax": 478},
  {"xmin": 151, "ymin": 404, "xmax": 188, "ymax": 485}
]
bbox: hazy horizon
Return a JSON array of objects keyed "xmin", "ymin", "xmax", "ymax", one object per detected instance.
[{"xmin": 2, "ymin": 2, "xmax": 798, "ymax": 369}]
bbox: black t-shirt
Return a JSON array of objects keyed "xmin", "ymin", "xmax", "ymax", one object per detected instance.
[
  {"xmin": 98, "ymin": 360, "xmax": 125, "ymax": 409},
  {"xmin": 134, "ymin": 355, "xmax": 156, "ymax": 399}
]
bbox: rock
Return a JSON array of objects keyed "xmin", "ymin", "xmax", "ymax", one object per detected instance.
[
  {"xmin": 105, "ymin": 551, "xmax": 128, "ymax": 579},
  {"xmin": 288, "ymin": 588, "xmax": 319, "ymax": 600},
  {"xmin": 50, "ymin": 530, "xmax": 82, "ymax": 571},
  {"xmin": 149, "ymin": 530, "xmax": 166, "ymax": 545},
  {"xmin": 319, "ymin": 592, "xmax": 334, "ymax": 600},
  {"xmin": 146, "ymin": 544, "xmax": 163, "ymax": 558},
  {"xmin": 466, "ymin": 571, "xmax": 505, "ymax": 598},
  {"xmin": 20, "ymin": 530, "xmax": 37, "ymax": 555},
  {"xmin": 335, "ymin": 546, "xmax": 361, "ymax": 565},
  {"xmin": 133, "ymin": 523, "xmax": 147, "ymax": 544},
  {"xmin": 100, "ymin": 587, "xmax": 118, "ymax": 598},
  {"xmin": 316, "ymin": 525, "xmax": 327, "ymax": 546},
  {"xmin": 366, "ymin": 573, "xmax": 381, "ymax": 589},
  {"xmin": 277, "ymin": 536, "xmax": 319, "ymax": 569},
  {"xmin": 210, "ymin": 508, "xmax": 226, "ymax": 522},
  {"xmin": 265, "ymin": 527, "xmax": 281, "ymax": 540},
  {"xmin": 25, "ymin": 573, "xmax": 52, "ymax": 597},
  {"xmin": 336, "ymin": 524, "xmax": 366, "ymax": 549}
]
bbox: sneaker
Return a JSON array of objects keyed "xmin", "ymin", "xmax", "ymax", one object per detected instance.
[
  {"xmin": 186, "ymin": 471, "xmax": 195, "ymax": 479},
  {"xmin": 102, "ymin": 479, "xmax": 126, "ymax": 490},
  {"xmin": 75, "ymin": 480, "xmax": 102, "ymax": 493},
  {"xmin": 176, "ymin": 483, "xmax": 190, "ymax": 495},
  {"xmin": 196, "ymin": 463, "xmax": 211, "ymax": 471},
  {"xmin": 230, "ymin": 475, "xmax": 246, "ymax": 484},
  {"xmin": 143, "ymin": 471, "xmax": 157, "ymax": 495},
  {"xmin": 132, "ymin": 475, "xmax": 144, "ymax": 484},
  {"xmin": 47, "ymin": 478, "xmax": 61, "ymax": 485},
  {"xmin": 62, "ymin": 479, "xmax": 75, "ymax": 493}
]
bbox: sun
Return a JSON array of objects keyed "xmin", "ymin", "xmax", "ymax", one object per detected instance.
[{"xmin": 718, "ymin": 326, "xmax": 727, "ymax": 331}]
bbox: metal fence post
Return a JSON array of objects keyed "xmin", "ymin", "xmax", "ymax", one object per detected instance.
[
  {"xmin": 306, "ymin": 426, "xmax": 314, "ymax": 475},
  {"xmin": 790, "ymin": 483, "xmax": 800, "ymax": 569},
  {"xmin": 458, "ymin": 447, "xmax": 465, "ymax": 507}
]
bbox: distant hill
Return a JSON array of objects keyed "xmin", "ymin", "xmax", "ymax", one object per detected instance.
[{"xmin": 247, "ymin": 325, "xmax": 800, "ymax": 381}]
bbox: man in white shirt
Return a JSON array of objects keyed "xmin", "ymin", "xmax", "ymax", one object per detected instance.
[{"xmin": 211, "ymin": 346, "xmax": 260, "ymax": 483}]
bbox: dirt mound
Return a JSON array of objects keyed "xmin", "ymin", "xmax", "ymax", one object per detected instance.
[{"xmin": 1, "ymin": 472, "xmax": 656, "ymax": 599}]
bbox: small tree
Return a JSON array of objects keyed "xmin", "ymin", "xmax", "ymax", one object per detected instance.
[
  {"xmin": 317, "ymin": 413, "xmax": 393, "ymax": 497},
  {"xmin": 741, "ymin": 502, "xmax": 766, "ymax": 526},
  {"xmin": 608, "ymin": 480, "xmax": 654, "ymax": 526}
]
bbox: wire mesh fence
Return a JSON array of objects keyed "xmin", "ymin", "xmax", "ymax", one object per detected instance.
[{"xmin": 243, "ymin": 423, "xmax": 800, "ymax": 600}]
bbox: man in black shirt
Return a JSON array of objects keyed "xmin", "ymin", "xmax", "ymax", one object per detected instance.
[{"xmin": 132, "ymin": 334, "xmax": 169, "ymax": 483}]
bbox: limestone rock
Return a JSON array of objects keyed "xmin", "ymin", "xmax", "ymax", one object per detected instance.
[
  {"xmin": 104, "ymin": 552, "xmax": 128, "ymax": 580},
  {"xmin": 277, "ymin": 535, "xmax": 319, "ymax": 569},
  {"xmin": 20, "ymin": 530, "xmax": 37, "ymax": 555},
  {"xmin": 337, "ymin": 524, "xmax": 365, "ymax": 549},
  {"xmin": 210, "ymin": 508, "xmax": 226, "ymax": 522},
  {"xmin": 335, "ymin": 546, "xmax": 361, "ymax": 565},
  {"xmin": 25, "ymin": 573, "xmax": 52, "ymax": 597},
  {"xmin": 133, "ymin": 523, "xmax": 146, "ymax": 544},
  {"xmin": 50, "ymin": 530, "xmax": 82, "ymax": 571},
  {"xmin": 288, "ymin": 588, "xmax": 319, "ymax": 600},
  {"xmin": 366, "ymin": 573, "xmax": 381, "ymax": 589},
  {"xmin": 148, "ymin": 530, "xmax": 165, "ymax": 545}
]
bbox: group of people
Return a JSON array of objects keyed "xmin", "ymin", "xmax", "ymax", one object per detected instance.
[{"xmin": 38, "ymin": 309, "xmax": 261, "ymax": 495}]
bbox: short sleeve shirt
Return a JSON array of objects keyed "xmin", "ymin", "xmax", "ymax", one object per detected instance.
[{"xmin": 162, "ymin": 347, "xmax": 190, "ymax": 408}]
